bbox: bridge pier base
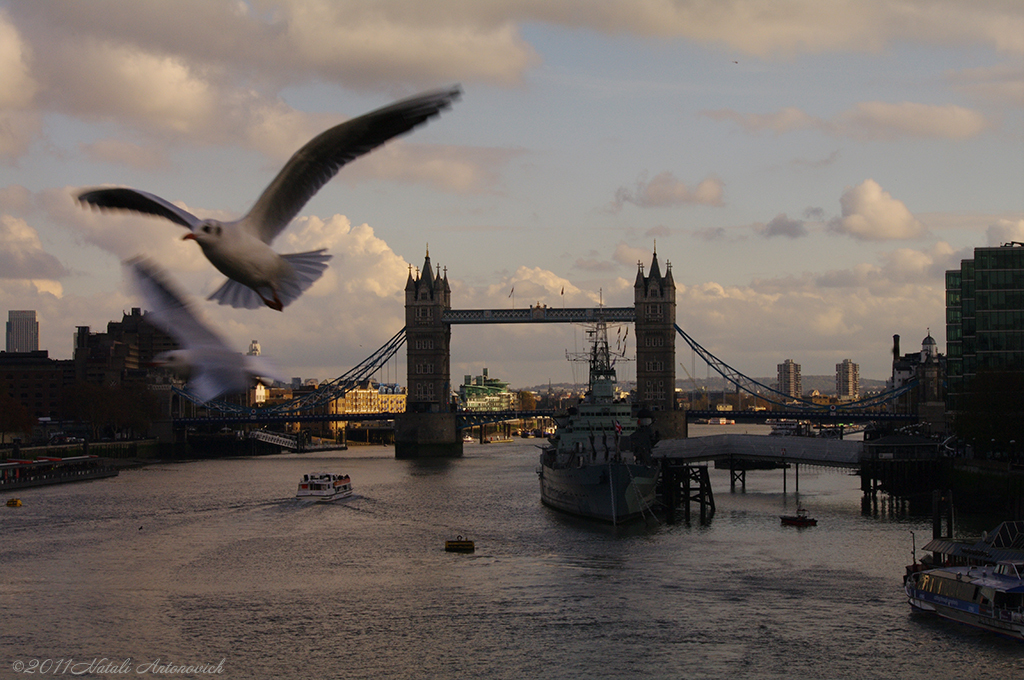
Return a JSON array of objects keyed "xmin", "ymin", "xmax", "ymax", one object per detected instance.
[{"xmin": 394, "ymin": 413, "xmax": 463, "ymax": 459}]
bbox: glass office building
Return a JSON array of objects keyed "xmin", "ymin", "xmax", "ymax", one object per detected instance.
[
  {"xmin": 6, "ymin": 310, "xmax": 39, "ymax": 352},
  {"xmin": 945, "ymin": 242, "xmax": 1024, "ymax": 412}
]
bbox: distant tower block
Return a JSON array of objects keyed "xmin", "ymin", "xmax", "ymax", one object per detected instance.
[
  {"xmin": 777, "ymin": 359, "xmax": 802, "ymax": 399},
  {"xmin": 247, "ymin": 340, "xmax": 261, "ymax": 356},
  {"xmin": 6, "ymin": 310, "xmax": 39, "ymax": 352},
  {"xmin": 634, "ymin": 249, "xmax": 677, "ymax": 412}
]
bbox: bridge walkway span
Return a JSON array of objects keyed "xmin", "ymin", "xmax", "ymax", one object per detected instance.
[
  {"xmin": 248, "ymin": 430, "xmax": 345, "ymax": 453},
  {"xmin": 652, "ymin": 434, "xmax": 863, "ymax": 469}
]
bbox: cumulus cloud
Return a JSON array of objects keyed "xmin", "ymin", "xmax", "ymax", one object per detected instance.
[
  {"xmin": 80, "ymin": 139, "xmax": 171, "ymax": 171},
  {"xmin": 480, "ymin": 265, "xmax": 597, "ymax": 308},
  {"xmin": 836, "ymin": 102, "xmax": 989, "ymax": 140},
  {"xmin": 0, "ymin": 11, "xmax": 37, "ymax": 109},
  {"xmin": 645, "ymin": 225, "xmax": 673, "ymax": 238},
  {"xmin": 0, "ymin": 185, "xmax": 33, "ymax": 212},
  {"xmin": 0, "ymin": 3, "xmax": 506, "ymax": 189},
  {"xmin": 693, "ymin": 226, "xmax": 728, "ymax": 241},
  {"xmin": 792, "ymin": 150, "xmax": 841, "ymax": 171},
  {"xmin": 987, "ymin": 218, "xmax": 1024, "ymax": 245},
  {"xmin": 0, "ymin": 214, "xmax": 68, "ymax": 280},
  {"xmin": 611, "ymin": 243, "xmax": 651, "ymax": 269},
  {"xmin": 803, "ymin": 207, "xmax": 827, "ymax": 222},
  {"xmin": 679, "ymin": 244, "xmax": 951, "ymax": 378},
  {"xmin": 829, "ymin": 179, "xmax": 927, "ymax": 241},
  {"xmin": 610, "ymin": 171, "xmax": 724, "ymax": 212},
  {"xmin": 759, "ymin": 213, "xmax": 807, "ymax": 238},
  {"xmin": 333, "ymin": 143, "xmax": 511, "ymax": 194},
  {"xmin": 504, "ymin": 0, "xmax": 1024, "ymax": 56},
  {"xmin": 703, "ymin": 102, "xmax": 990, "ymax": 140},
  {"xmin": 0, "ymin": 12, "xmax": 43, "ymax": 163},
  {"xmin": 702, "ymin": 107, "xmax": 815, "ymax": 134}
]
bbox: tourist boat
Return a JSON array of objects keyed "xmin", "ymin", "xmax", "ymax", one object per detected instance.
[
  {"xmin": 445, "ymin": 536, "xmax": 475, "ymax": 553},
  {"xmin": 537, "ymin": 317, "xmax": 659, "ymax": 524},
  {"xmin": 296, "ymin": 473, "xmax": 352, "ymax": 501},
  {"xmin": 904, "ymin": 561, "xmax": 1024, "ymax": 640},
  {"xmin": 780, "ymin": 506, "xmax": 817, "ymax": 526},
  {"xmin": 767, "ymin": 418, "xmax": 801, "ymax": 436}
]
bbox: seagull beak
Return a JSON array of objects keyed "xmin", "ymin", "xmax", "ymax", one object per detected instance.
[{"xmin": 182, "ymin": 233, "xmax": 197, "ymax": 241}]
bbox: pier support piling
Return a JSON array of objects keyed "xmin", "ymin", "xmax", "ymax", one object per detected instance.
[{"xmin": 660, "ymin": 460, "xmax": 715, "ymax": 524}]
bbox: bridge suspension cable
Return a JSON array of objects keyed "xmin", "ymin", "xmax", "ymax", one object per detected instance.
[
  {"xmin": 175, "ymin": 327, "xmax": 408, "ymax": 414},
  {"xmin": 673, "ymin": 324, "xmax": 916, "ymax": 412}
]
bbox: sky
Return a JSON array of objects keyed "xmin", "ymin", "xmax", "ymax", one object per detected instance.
[{"xmin": 1, "ymin": 0, "xmax": 1022, "ymax": 391}]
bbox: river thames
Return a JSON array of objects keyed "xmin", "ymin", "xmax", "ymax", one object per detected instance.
[{"xmin": 1, "ymin": 425, "xmax": 1019, "ymax": 678}]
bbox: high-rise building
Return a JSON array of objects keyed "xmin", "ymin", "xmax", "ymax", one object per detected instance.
[
  {"xmin": 945, "ymin": 241, "xmax": 1024, "ymax": 412},
  {"xmin": 835, "ymin": 359, "xmax": 859, "ymax": 401},
  {"xmin": 777, "ymin": 359, "xmax": 802, "ymax": 399},
  {"xmin": 6, "ymin": 310, "xmax": 39, "ymax": 352}
]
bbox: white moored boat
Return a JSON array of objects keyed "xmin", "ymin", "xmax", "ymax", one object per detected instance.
[
  {"xmin": 905, "ymin": 561, "xmax": 1024, "ymax": 640},
  {"xmin": 538, "ymin": 316, "xmax": 659, "ymax": 524},
  {"xmin": 296, "ymin": 473, "xmax": 352, "ymax": 501}
]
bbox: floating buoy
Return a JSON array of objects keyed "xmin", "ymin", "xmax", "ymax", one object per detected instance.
[
  {"xmin": 6, "ymin": 498, "xmax": 23, "ymax": 507},
  {"xmin": 445, "ymin": 535, "xmax": 475, "ymax": 553}
]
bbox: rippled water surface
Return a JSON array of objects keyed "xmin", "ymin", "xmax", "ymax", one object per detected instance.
[{"xmin": 2, "ymin": 427, "xmax": 1020, "ymax": 678}]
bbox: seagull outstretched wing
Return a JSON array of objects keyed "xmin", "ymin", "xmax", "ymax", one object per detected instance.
[
  {"xmin": 244, "ymin": 85, "xmax": 461, "ymax": 243},
  {"xmin": 79, "ymin": 188, "xmax": 203, "ymax": 232}
]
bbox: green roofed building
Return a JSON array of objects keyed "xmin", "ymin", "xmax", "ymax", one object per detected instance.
[{"xmin": 459, "ymin": 368, "xmax": 517, "ymax": 412}]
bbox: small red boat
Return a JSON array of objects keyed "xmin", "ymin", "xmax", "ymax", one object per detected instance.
[{"xmin": 780, "ymin": 506, "xmax": 817, "ymax": 527}]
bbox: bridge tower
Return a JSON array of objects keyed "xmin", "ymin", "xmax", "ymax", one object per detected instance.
[
  {"xmin": 635, "ymin": 249, "xmax": 687, "ymax": 437},
  {"xmin": 634, "ymin": 249, "xmax": 676, "ymax": 411},
  {"xmin": 395, "ymin": 248, "xmax": 460, "ymax": 458}
]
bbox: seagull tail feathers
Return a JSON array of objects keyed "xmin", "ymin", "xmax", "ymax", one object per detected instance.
[
  {"xmin": 276, "ymin": 249, "xmax": 333, "ymax": 307},
  {"xmin": 207, "ymin": 279, "xmax": 265, "ymax": 310},
  {"xmin": 207, "ymin": 249, "xmax": 331, "ymax": 310}
]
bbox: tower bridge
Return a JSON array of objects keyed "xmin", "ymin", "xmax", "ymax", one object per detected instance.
[
  {"xmin": 170, "ymin": 247, "xmax": 921, "ymax": 457},
  {"xmin": 396, "ymin": 249, "xmax": 682, "ymax": 457}
]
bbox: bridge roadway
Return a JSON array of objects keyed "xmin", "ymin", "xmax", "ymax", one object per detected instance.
[
  {"xmin": 652, "ymin": 433, "xmax": 864, "ymax": 469},
  {"xmin": 443, "ymin": 306, "xmax": 634, "ymax": 324}
]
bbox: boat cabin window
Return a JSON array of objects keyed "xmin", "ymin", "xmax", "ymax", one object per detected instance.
[
  {"xmin": 993, "ymin": 592, "xmax": 1024, "ymax": 609},
  {"xmin": 994, "ymin": 562, "xmax": 1023, "ymax": 578},
  {"xmin": 916, "ymin": 573, "xmax": 981, "ymax": 602}
]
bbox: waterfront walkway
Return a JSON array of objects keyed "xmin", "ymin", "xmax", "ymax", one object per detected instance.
[{"xmin": 652, "ymin": 434, "xmax": 863, "ymax": 469}]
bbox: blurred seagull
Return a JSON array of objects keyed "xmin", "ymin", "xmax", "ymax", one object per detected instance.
[
  {"xmin": 126, "ymin": 256, "xmax": 285, "ymax": 403},
  {"xmin": 80, "ymin": 86, "xmax": 462, "ymax": 311}
]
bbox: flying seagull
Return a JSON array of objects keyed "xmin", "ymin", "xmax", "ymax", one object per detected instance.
[
  {"xmin": 80, "ymin": 86, "xmax": 462, "ymax": 311},
  {"xmin": 125, "ymin": 256, "xmax": 285, "ymax": 403}
]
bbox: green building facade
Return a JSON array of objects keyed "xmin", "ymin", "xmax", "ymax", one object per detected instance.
[{"xmin": 945, "ymin": 241, "xmax": 1024, "ymax": 413}]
